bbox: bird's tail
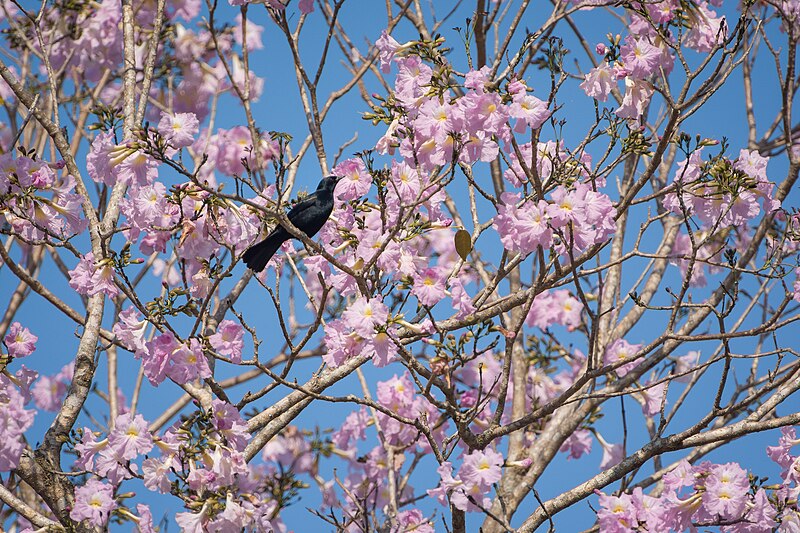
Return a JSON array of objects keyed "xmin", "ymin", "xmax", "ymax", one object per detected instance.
[{"xmin": 242, "ymin": 235, "xmax": 283, "ymax": 273}]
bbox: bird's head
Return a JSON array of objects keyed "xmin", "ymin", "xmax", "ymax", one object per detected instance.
[{"xmin": 319, "ymin": 174, "xmax": 341, "ymax": 192}]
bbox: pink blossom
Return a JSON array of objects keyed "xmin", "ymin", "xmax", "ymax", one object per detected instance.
[
  {"xmin": 112, "ymin": 307, "xmax": 148, "ymax": 353},
  {"xmin": 377, "ymin": 373, "xmax": 415, "ymax": 414},
  {"xmin": 464, "ymin": 66, "xmax": 491, "ymax": 92},
  {"xmin": 31, "ymin": 374, "xmax": 66, "ymax": 411},
  {"xmin": 0, "ymin": 376, "xmax": 35, "ymax": 470},
  {"xmin": 69, "ymin": 478, "xmax": 117, "ymax": 527},
  {"xmin": 208, "ymin": 493, "xmax": 252, "ymax": 531},
  {"xmin": 401, "ymin": 131, "xmax": 454, "ymax": 169},
  {"xmin": 631, "ymin": 487, "xmax": 670, "ymax": 532},
  {"xmin": 662, "ymin": 459, "xmax": 696, "ymax": 493},
  {"xmin": 208, "ymin": 320, "xmax": 245, "ymax": 363},
  {"xmin": 596, "ymin": 490, "xmax": 637, "ymax": 532},
  {"xmin": 232, "ymin": 14, "xmax": 264, "ymax": 51},
  {"xmin": 559, "ymin": 428, "xmax": 592, "ymax": 459},
  {"xmin": 701, "ymin": 462, "xmax": 749, "ymax": 519},
  {"xmin": 684, "ymin": 2, "xmax": 727, "ymax": 52},
  {"xmin": 735, "ymin": 149, "xmax": 781, "ymax": 213},
  {"xmin": 175, "ymin": 503, "xmax": 210, "ymax": 533},
  {"xmin": 86, "ymin": 131, "xmax": 118, "ymax": 186},
  {"xmin": 739, "ymin": 488, "xmax": 777, "ymax": 531},
  {"xmin": 766, "ymin": 427, "xmax": 799, "ymax": 474},
  {"xmin": 450, "ymin": 277, "xmax": 476, "ymax": 320},
  {"xmin": 413, "ymin": 267, "xmax": 447, "ymax": 306},
  {"xmin": 210, "ymin": 126, "xmax": 276, "ymax": 177},
  {"xmin": 333, "ymin": 158, "xmax": 371, "ymax": 200},
  {"xmin": 135, "ymin": 503, "xmax": 156, "ymax": 533},
  {"xmin": 459, "ymin": 448, "xmax": 504, "ymax": 489},
  {"xmin": 167, "ymin": 0, "xmax": 200, "ymax": 20},
  {"xmin": 211, "ymin": 399, "xmax": 250, "ymax": 452},
  {"xmin": 155, "ymin": 259, "xmax": 180, "ymax": 289},
  {"xmin": 323, "ymin": 319, "xmax": 362, "ymax": 368},
  {"xmin": 643, "ymin": 0, "xmax": 678, "ymax": 23},
  {"xmin": 735, "ymin": 149, "xmax": 769, "ymax": 181},
  {"xmin": 389, "ymin": 160, "xmax": 421, "ymax": 204},
  {"xmin": 157, "ymin": 112, "xmax": 199, "ymax": 148},
  {"xmin": 461, "ymin": 91, "xmax": 508, "ymax": 136},
  {"xmin": 140, "ymin": 333, "xmax": 175, "ymax": 386},
  {"xmin": 509, "ymin": 89, "xmax": 550, "ymax": 132},
  {"xmin": 262, "ymin": 426, "xmax": 314, "ymax": 474},
  {"xmin": 616, "ymin": 77, "xmax": 654, "ymax": 120},
  {"xmin": 580, "ymin": 64, "xmax": 614, "ymax": 102},
  {"xmin": 342, "ymin": 296, "xmax": 390, "ymax": 338},
  {"xmin": 415, "ymin": 99, "xmax": 461, "ymax": 143},
  {"xmin": 604, "ymin": 338, "xmax": 643, "ymax": 377},
  {"xmin": 376, "ymin": 29, "xmax": 401, "ymax": 73},
  {"xmin": 494, "ymin": 193, "xmax": 554, "ymax": 255},
  {"xmin": 95, "ymin": 446, "xmax": 136, "ymax": 485},
  {"xmin": 365, "ymin": 330, "xmax": 398, "ymax": 367},
  {"xmin": 640, "ymin": 379, "xmax": 667, "ymax": 416},
  {"xmin": 3, "ymin": 322, "xmax": 37, "ymax": 358},
  {"xmin": 793, "ymin": 270, "xmax": 800, "ymax": 304},
  {"xmin": 674, "ymin": 350, "xmax": 700, "ymax": 382},
  {"xmin": 525, "ymin": 289, "xmax": 583, "ymax": 330},
  {"xmin": 394, "ymin": 56, "xmax": 433, "ymax": 109},
  {"xmin": 599, "ymin": 441, "xmax": 624, "ymax": 470},
  {"xmin": 427, "ymin": 461, "xmax": 463, "ymax": 506},
  {"xmin": 69, "ymin": 252, "xmax": 119, "ymax": 298},
  {"xmin": 205, "ymin": 445, "xmax": 249, "ymax": 489},
  {"xmin": 332, "ymin": 407, "xmax": 370, "ymax": 449},
  {"xmin": 116, "ymin": 148, "xmax": 159, "ymax": 187},
  {"xmin": 108, "ymin": 412, "xmax": 153, "ymax": 460},
  {"xmin": 396, "ymin": 509, "xmax": 434, "ymax": 533},
  {"xmin": 299, "ymin": 0, "xmax": 315, "ymax": 14},
  {"xmin": 7, "ymin": 365, "xmax": 36, "ymax": 406},
  {"xmin": 74, "ymin": 428, "xmax": 107, "ymax": 471},
  {"xmin": 142, "ymin": 456, "xmax": 174, "ymax": 493},
  {"xmin": 461, "ymin": 130, "xmax": 500, "ymax": 164},
  {"xmin": 621, "ymin": 37, "xmax": 663, "ymax": 78},
  {"xmin": 168, "ymin": 337, "xmax": 212, "ymax": 384}
]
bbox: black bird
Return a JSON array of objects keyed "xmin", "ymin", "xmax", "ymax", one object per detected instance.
[{"xmin": 242, "ymin": 175, "xmax": 340, "ymax": 272}]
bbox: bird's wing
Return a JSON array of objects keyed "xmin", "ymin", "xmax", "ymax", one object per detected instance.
[{"xmin": 285, "ymin": 192, "xmax": 318, "ymax": 219}]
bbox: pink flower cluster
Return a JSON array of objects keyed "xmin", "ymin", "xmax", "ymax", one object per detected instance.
[
  {"xmin": 31, "ymin": 362, "xmax": 74, "ymax": 412},
  {"xmin": 427, "ymin": 448, "xmax": 505, "ymax": 512},
  {"xmin": 375, "ymin": 58, "xmax": 549, "ymax": 170},
  {"xmin": 595, "ymin": 450, "xmax": 792, "ymax": 532},
  {"xmin": 579, "ymin": 1, "xmax": 726, "ymax": 119},
  {"xmin": 193, "ymin": 126, "xmax": 279, "ymax": 182},
  {"xmin": 604, "ymin": 338, "xmax": 643, "ymax": 377},
  {"xmin": 3, "ymin": 322, "xmax": 37, "ymax": 358},
  {"xmin": 68, "ymin": 252, "xmax": 119, "ymax": 298},
  {"xmin": 119, "ymin": 179, "xmax": 260, "ymax": 288},
  {"xmin": 494, "ymin": 182, "xmax": 615, "ymax": 257},
  {"xmin": 75, "ymin": 412, "xmax": 153, "ymax": 487},
  {"xmin": 138, "ymin": 332, "xmax": 211, "ymax": 386},
  {"xmin": 137, "ymin": 400, "xmax": 287, "ymax": 531},
  {"xmin": 0, "ymin": 372, "xmax": 36, "ymax": 471},
  {"xmin": 320, "ymin": 374, "xmax": 447, "ymax": 523},
  {"xmin": 113, "ymin": 310, "xmax": 246, "ymax": 389},
  {"xmin": 69, "ymin": 478, "xmax": 117, "ymax": 528},
  {"xmin": 663, "ymin": 149, "xmax": 780, "ymax": 228},
  {"xmin": 0, "ymin": 154, "xmax": 86, "ymax": 241},
  {"xmin": 324, "ymin": 296, "xmax": 399, "ymax": 368},
  {"xmin": 525, "ymin": 289, "xmax": 583, "ymax": 330}
]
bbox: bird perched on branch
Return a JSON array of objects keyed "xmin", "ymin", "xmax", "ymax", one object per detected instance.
[{"xmin": 242, "ymin": 175, "xmax": 340, "ymax": 272}]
